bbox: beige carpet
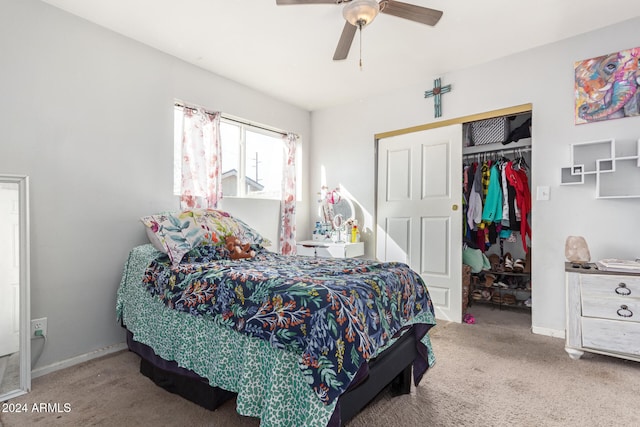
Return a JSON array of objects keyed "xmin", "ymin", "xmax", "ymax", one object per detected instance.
[{"xmin": 1, "ymin": 305, "xmax": 639, "ymax": 427}]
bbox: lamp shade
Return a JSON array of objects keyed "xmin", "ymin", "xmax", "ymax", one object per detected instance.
[{"xmin": 343, "ymin": 0, "xmax": 379, "ymax": 27}]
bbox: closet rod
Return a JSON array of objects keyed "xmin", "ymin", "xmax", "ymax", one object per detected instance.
[
  {"xmin": 462, "ymin": 145, "xmax": 531, "ymax": 158},
  {"xmin": 174, "ymin": 102, "xmax": 298, "ymax": 139}
]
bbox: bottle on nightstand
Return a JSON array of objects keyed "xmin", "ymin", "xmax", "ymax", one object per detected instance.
[{"xmin": 351, "ymin": 225, "xmax": 360, "ymax": 243}]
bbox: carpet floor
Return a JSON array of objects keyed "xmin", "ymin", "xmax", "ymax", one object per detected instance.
[{"xmin": 1, "ymin": 305, "xmax": 639, "ymax": 427}]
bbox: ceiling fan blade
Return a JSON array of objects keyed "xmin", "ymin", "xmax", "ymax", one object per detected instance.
[
  {"xmin": 380, "ymin": 1, "xmax": 443, "ymax": 26},
  {"xmin": 276, "ymin": 0, "xmax": 337, "ymax": 4},
  {"xmin": 333, "ymin": 21, "xmax": 357, "ymax": 60}
]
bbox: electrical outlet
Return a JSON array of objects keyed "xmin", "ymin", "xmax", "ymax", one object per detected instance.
[{"xmin": 31, "ymin": 317, "xmax": 47, "ymax": 338}]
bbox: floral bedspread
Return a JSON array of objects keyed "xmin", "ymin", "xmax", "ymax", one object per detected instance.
[{"xmin": 143, "ymin": 246, "xmax": 436, "ymax": 405}]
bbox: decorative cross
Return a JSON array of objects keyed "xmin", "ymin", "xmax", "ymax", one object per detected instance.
[{"xmin": 424, "ymin": 78, "xmax": 452, "ymax": 118}]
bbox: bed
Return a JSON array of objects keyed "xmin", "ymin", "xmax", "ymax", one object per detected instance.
[{"xmin": 116, "ymin": 209, "xmax": 436, "ymax": 427}]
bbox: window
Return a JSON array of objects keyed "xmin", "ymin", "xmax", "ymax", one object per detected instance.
[
  {"xmin": 219, "ymin": 119, "xmax": 284, "ymax": 199},
  {"xmin": 174, "ymin": 106, "xmax": 286, "ymax": 200}
]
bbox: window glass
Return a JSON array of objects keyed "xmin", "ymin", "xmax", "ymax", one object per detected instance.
[
  {"xmin": 244, "ymin": 129, "xmax": 283, "ymax": 199},
  {"xmin": 220, "ymin": 122, "xmax": 241, "ymax": 197}
]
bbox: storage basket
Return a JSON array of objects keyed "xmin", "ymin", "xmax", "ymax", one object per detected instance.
[{"xmin": 470, "ymin": 117, "xmax": 509, "ymax": 145}]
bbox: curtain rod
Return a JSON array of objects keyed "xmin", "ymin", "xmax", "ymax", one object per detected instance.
[
  {"xmin": 174, "ymin": 102, "xmax": 298, "ymax": 139},
  {"xmin": 462, "ymin": 145, "xmax": 532, "ymax": 158}
]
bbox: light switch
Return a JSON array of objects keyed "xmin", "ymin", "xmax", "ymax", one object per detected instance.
[{"xmin": 536, "ymin": 185, "xmax": 550, "ymax": 201}]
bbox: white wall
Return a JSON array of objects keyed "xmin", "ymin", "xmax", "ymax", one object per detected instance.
[
  {"xmin": 311, "ymin": 17, "xmax": 640, "ymax": 336},
  {"xmin": 0, "ymin": 0, "xmax": 311, "ymax": 369}
]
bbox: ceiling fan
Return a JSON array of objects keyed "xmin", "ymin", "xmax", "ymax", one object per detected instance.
[{"xmin": 275, "ymin": 0, "xmax": 443, "ymax": 61}]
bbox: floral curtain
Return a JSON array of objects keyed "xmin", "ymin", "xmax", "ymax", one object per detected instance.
[
  {"xmin": 179, "ymin": 107, "xmax": 222, "ymax": 209},
  {"xmin": 279, "ymin": 133, "xmax": 297, "ymax": 255}
]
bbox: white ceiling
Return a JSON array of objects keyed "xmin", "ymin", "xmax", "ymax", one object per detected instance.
[{"xmin": 40, "ymin": 0, "xmax": 640, "ymax": 111}]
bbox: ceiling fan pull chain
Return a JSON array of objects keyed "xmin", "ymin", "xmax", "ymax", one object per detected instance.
[{"xmin": 359, "ymin": 24, "xmax": 363, "ymax": 70}]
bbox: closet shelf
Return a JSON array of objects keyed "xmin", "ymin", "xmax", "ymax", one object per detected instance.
[
  {"xmin": 463, "ymin": 137, "xmax": 531, "ymax": 156},
  {"xmin": 480, "ymin": 269, "xmax": 530, "ymax": 277},
  {"xmin": 469, "ymin": 270, "xmax": 531, "ymax": 311}
]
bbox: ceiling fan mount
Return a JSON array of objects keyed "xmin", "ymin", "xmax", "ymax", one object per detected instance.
[{"xmin": 275, "ymin": 0, "xmax": 443, "ymax": 61}]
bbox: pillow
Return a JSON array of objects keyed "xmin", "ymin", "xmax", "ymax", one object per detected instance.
[
  {"xmin": 140, "ymin": 212, "xmax": 205, "ymax": 266},
  {"xmin": 141, "ymin": 209, "xmax": 271, "ymax": 265},
  {"xmin": 145, "ymin": 226, "xmax": 166, "ymax": 253},
  {"xmin": 231, "ymin": 216, "xmax": 272, "ymax": 248},
  {"xmin": 192, "ymin": 209, "xmax": 241, "ymax": 246},
  {"xmin": 192, "ymin": 209, "xmax": 271, "ymax": 248}
]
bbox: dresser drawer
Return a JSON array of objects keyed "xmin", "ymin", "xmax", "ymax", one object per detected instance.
[
  {"xmin": 296, "ymin": 241, "xmax": 364, "ymax": 258},
  {"xmin": 581, "ymin": 317, "xmax": 640, "ymax": 356},
  {"xmin": 581, "ymin": 274, "xmax": 640, "ymax": 299},
  {"xmin": 316, "ymin": 245, "xmax": 347, "ymax": 258},
  {"xmin": 296, "ymin": 244, "xmax": 320, "ymax": 257},
  {"xmin": 581, "ymin": 295, "xmax": 640, "ymax": 323}
]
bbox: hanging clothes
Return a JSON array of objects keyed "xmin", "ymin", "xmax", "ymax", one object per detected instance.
[
  {"xmin": 505, "ymin": 159, "xmax": 532, "ymax": 252},
  {"xmin": 481, "ymin": 161, "xmax": 491, "ymax": 201},
  {"xmin": 473, "ymin": 161, "xmax": 483, "ymax": 205},
  {"xmin": 464, "ymin": 150, "xmax": 532, "ymax": 253},
  {"xmin": 481, "ymin": 163, "xmax": 503, "ymax": 223},
  {"xmin": 499, "ymin": 161, "xmax": 514, "ymax": 239},
  {"xmin": 467, "ymin": 174, "xmax": 483, "ymax": 232}
]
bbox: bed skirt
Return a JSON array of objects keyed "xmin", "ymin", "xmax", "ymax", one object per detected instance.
[{"xmin": 126, "ymin": 327, "xmax": 416, "ymax": 426}]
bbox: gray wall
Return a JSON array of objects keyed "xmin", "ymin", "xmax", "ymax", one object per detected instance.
[
  {"xmin": 0, "ymin": 0, "xmax": 311, "ymax": 369},
  {"xmin": 311, "ymin": 18, "xmax": 640, "ymax": 336}
]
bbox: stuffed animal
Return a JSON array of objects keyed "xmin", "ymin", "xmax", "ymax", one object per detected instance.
[{"xmin": 225, "ymin": 235, "xmax": 255, "ymax": 260}]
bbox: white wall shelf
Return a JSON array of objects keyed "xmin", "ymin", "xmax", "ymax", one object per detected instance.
[{"xmin": 560, "ymin": 138, "xmax": 640, "ymax": 198}]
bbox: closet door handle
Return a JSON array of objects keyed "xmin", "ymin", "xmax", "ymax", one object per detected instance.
[{"xmin": 452, "ymin": 204, "xmax": 459, "ymax": 211}]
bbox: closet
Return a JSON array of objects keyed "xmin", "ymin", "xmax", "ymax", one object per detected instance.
[
  {"xmin": 375, "ymin": 104, "xmax": 532, "ymax": 324},
  {"xmin": 462, "ymin": 112, "xmax": 533, "ymax": 312}
]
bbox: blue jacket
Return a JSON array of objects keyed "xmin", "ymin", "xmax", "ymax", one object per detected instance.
[{"xmin": 481, "ymin": 164, "xmax": 503, "ymax": 222}]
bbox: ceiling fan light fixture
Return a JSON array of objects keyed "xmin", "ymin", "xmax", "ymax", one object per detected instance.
[{"xmin": 342, "ymin": 0, "xmax": 379, "ymax": 28}]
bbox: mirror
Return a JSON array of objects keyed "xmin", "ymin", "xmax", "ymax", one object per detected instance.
[
  {"xmin": 328, "ymin": 191, "xmax": 355, "ymax": 222},
  {"xmin": 0, "ymin": 175, "xmax": 30, "ymax": 400}
]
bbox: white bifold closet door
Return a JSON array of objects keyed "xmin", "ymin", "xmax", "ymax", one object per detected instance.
[{"xmin": 377, "ymin": 124, "xmax": 463, "ymax": 322}]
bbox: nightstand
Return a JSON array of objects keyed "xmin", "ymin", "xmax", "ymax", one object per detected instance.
[{"xmin": 296, "ymin": 240, "xmax": 364, "ymax": 258}]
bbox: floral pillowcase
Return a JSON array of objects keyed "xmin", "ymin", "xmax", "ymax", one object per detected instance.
[
  {"xmin": 141, "ymin": 209, "xmax": 271, "ymax": 267},
  {"xmin": 194, "ymin": 209, "xmax": 271, "ymax": 248},
  {"xmin": 140, "ymin": 212, "xmax": 205, "ymax": 267}
]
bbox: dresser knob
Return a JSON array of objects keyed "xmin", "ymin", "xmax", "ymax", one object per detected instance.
[
  {"xmin": 617, "ymin": 305, "xmax": 633, "ymax": 318},
  {"xmin": 615, "ymin": 283, "xmax": 631, "ymax": 296}
]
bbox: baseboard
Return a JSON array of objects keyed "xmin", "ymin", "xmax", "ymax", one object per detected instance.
[
  {"xmin": 32, "ymin": 342, "xmax": 127, "ymax": 379},
  {"xmin": 532, "ymin": 325, "xmax": 565, "ymax": 339}
]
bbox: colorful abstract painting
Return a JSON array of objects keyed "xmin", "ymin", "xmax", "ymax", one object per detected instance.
[{"xmin": 574, "ymin": 47, "xmax": 640, "ymax": 124}]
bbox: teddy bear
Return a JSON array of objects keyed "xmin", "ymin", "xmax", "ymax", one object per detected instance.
[{"xmin": 225, "ymin": 235, "xmax": 255, "ymax": 260}]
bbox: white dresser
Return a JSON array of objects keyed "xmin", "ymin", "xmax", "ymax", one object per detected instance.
[
  {"xmin": 296, "ymin": 240, "xmax": 364, "ymax": 259},
  {"xmin": 565, "ymin": 263, "xmax": 640, "ymax": 362}
]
